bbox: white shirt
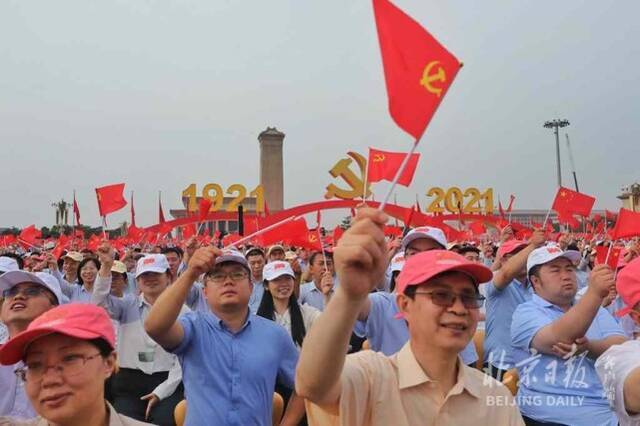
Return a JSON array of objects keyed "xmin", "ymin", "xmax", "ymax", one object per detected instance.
[
  {"xmin": 596, "ymin": 339, "xmax": 640, "ymax": 426},
  {"xmin": 273, "ymin": 303, "xmax": 321, "ymax": 349}
]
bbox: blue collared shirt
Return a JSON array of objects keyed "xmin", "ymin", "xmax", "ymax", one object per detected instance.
[
  {"xmin": 511, "ymin": 294, "xmax": 625, "ymax": 426},
  {"xmin": 356, "ymin": 292, "xmax": 478, "ymax": 365},
  {"xmin": 484, "ymin": 278, "xmax": 534, "ymax": 369},
  {"xmin": 299, "ymin": 281, "xmax": 333, "ymax": 311},
  {"xmin": 0, "ymin": 362, "xmax": 36, "ymax": 419},
  {"xmin": 172, "ymin": 310, "xmax": 299, "ymax": 426},
  {"xmin": 248, "ymin": 281, "xmax": 265, "ymax": 314}
]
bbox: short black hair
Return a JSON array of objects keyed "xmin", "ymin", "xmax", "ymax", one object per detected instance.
[
  {"xmin": 89, "ymin": 338, "xmax": 114, "ymax": 357},
  {"xmin": 161, "ymin": 247, "xmax": 183, "ymax": 258},
  {"xmin": 528, "ymin": 264, "xmax": 542, "ymax": 279},
  {"xmin": 458, "ymin": 245, "xmax": 480, "ymax": 255},
  {"xmin": 309, "ymin": 251, "xmax": 333, "ymax": 266}
]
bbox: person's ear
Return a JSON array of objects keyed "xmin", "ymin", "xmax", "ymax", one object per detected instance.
[
  {"xmin": 529, "ymin": 274, "xmax": 541, "ymax": 291},
  {"xmin": 396, "ymin": 293, "xmax": 410, "ymax": 316},
  {"xmin": 103, "ymin": 353, "xmax": 117, "ymax": 380}
]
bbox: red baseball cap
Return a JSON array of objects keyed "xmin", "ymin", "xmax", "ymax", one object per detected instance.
[
  {"xmin": 497, "ymin": 239, "xmax": 528, "ymax": 258},
  {"xmin": 395, "ymin": 250, "xmax": 493, "ymax": 295},
  {"xmin": 615, "ymin": 256, "xmax": 640, "ymax": 317},
  {"xmin": 0, "ymin": 303, "xmax": 115, "ymax": 365}
]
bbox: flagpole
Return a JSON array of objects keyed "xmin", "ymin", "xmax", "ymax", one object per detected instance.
[
  {"xmin": 316, "ymin": 212, "xmax": 328, "ymax": 271},
  {"xmin": 362, "ymin": 160, "xmax": 369, "ymax": 203},
  {"xmin": 604, "ymin": 241, "xmax": 615, "ymax": 265},
  {"xmin": 542, "ymin": 206, "xmax": 553, "ymax": 230},
  {"xmin": 101, "ymin": 216, "xmax": 108, "ymax": 240},
  {"xmin": 378, "ymin": 140, "xmax": 420, "ymax": 211},
  {"xmin": 226, "ymin": 216, "xmax": 297, "ymax": 249},
  {"xmin": 72, "ymin": 190, "xmax": 76, "ymax": 248}
]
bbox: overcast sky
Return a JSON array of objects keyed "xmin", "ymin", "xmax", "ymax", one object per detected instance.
[{"xmin": 1, "ymin": 0, "xmax": 638, "ymax": 228}]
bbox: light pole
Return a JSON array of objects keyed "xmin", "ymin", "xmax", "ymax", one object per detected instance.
[{"xmin": 543, "ymin": 119, "xmax": 570, "ymax": 187}]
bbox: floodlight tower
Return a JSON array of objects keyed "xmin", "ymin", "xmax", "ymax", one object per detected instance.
[{"xmin": 543, "ymin": 119, "xmax": 570, "ymax": 187}]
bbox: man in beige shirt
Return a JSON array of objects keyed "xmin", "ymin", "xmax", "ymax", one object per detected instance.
[{"xmin": 296, "ymin": 208, "xmax": 524, "ymax": 426}]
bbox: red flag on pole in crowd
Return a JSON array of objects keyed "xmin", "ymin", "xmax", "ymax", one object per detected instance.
[
  {"xmin": 373, "ymin": 0, "xmax": 462, "ymax": 140},
  {"xmin": 611, "ymin": 208, "xmax": 640, "ymax": 240},
  {"xmin": 73, "ymin": 193, "xmax": 81, "ymax": 225},
  {"xmin": 158, "ymin": 193, "xmax": 166, "ymax": 224},
  {"xmin": 198, "ymin": 198, "xmax": 212, "ymax": 222},
  {"xmin": 19, "ymin": 225, "xmax": 40, "ymax": 248},
  {"xmin": 127, "ymin": 224, "xmax": 145, "ymax": 242},
  {"xmin": 52, "ymin": 235, "xmax": 70, "ymax": 260},
  {"xmin": 403, "ymin": 205, "xmax": 416, "ymax": 228},
  {"xmin": 182, "ymin": 223, "xmax": 197, "ymax": 240},
  {"xmin": 595, "ymin": 245, "xmax": 622, "ymax": 269},
  {"xmin": 367, "ymin": 148, "xmax": 420, "ymax": 187},
  {"xmin": 130, "ymin": 192, "xmax": 136, "ymax": 227},
  {"xmin": 551, "ymin": 187, "xmax": 596, "ymax": 229},
  {"xmin": 95, "ymin": 183, "xmax": 127, "ymax": 217}
]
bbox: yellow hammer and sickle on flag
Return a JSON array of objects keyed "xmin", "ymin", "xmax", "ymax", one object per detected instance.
[
  {"xmin": 309, "ymin": 235, "xmax": 317, "ymax": 242},
  {"xmin": 420, "ymin": 61, "xmax": 446, "ymax": 97},
  {"xmin": 373, "ymin": 154, "xmax": 385, "ymax": 163}
]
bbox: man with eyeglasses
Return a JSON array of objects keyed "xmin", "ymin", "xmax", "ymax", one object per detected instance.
[
  {"xmin": 353, "ymin": 226, "xmax": 479, "ymax": 365},
  {"xmin": 0, "ymin": 270, "xmax": 65, "ymax": 420},
  {"xmin": 297, "ymin": 208, "xmax": 524, "ymax": 425},
  {"xmin": 511, "ymin": 245, "xmax": 627, "ymax": 426},
  {"xmin": 144, "ymin": 249, "xmax": 301, "ymax": 426}
]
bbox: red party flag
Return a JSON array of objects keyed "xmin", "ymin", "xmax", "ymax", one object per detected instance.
[
  {"xmin": 611, "ymin": 208, "xmax": 640, "ymax": 240},
  {"xmin": 52, "ymin": 235, "xmax": 70, "ymax": 260},
  {"xmin": 198, "ymin": 198, "xmax": 212, "ymax": 222},
  {"xmin": 333, "ymin": 226, "xmax": 345, "ymax": 244},
  {"xmin": 373, "ymin": 0, "xmax": 461, "ymax": 140},
  {"xmin": 95, "ymin": 183, "xmax": 127, "ymax": 217},
  {"xmin": 367, "ymin": 148, "xmax": 420, "ymax": 187},
  {"xmin": 551, "ymin": 187, "xmax": 595, "ymax": 229}
]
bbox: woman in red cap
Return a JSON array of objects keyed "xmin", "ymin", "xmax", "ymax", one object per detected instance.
[{"xmin": 0, "ymin": 303, "xmax": 151, "ymax": 426}]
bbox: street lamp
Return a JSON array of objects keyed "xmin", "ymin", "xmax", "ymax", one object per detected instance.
[{"xmin": 543, "ymin": 119, "xmax": 570, "ymax": 187}]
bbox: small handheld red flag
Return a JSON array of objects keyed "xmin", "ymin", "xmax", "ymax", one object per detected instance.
[
  {"xmin": 611, "ymin": 208, "xmax": 640, "ymax": 240},
  {"xmin": 367, "ymin": 148, "xmax": 420, "ymax": 187},
  {"xmin": 551, "ymin": 187, "xmax": 595, "ymax": 228},
  {"xmin": 595, "ymin": 245, "xmax": 622, "ymax": 269},
  {"xmin": 95, "ymin": 184, "xmax": 127, "ymax": 217},
  {"xmin": 373, "ymin": 0, "xmax": 461, "ymax": 140},
  {"xmin": 198, "ymin": 198, "xmax": 212, "ymax": 222}
]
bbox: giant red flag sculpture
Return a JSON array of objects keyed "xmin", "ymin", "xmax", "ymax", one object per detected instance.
[{"xmin": 373, "ymin": 0, "xmax": 461, "ymax": 209}]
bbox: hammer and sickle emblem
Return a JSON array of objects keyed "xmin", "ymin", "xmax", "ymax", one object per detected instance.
[
  {"xmin": 420, "ymin": 61, "xmax": 446, "ymax": 97},
  {"xmin": 309, "ymin": 234, "xmax": 317, "ymax": 242},
  {"xmin": 324, "ymin": 151, "xmax": 372, "ymax": 200},
  {"xmin": 373, "ymin": 154, "xmax": 385, "ymax": 163}
]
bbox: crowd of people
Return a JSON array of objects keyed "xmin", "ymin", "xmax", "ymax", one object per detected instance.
[{"xmin": 1, "ymin": 207, "xmax": 639, "ymax": 426}]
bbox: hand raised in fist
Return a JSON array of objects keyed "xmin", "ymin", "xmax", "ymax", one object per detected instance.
[
  {"xmin": 186, "ymin": 246, "xmax": 221, "ymax": 279},
  {"xmin": 333, "ymin": 208, "xmax": 388, "ymax": 301},
  {"xmin": 529, "ymin": 229, "xmax": 547, "ymax": 248},
  {"xmin": 320, "ymin": 272, "xmax": 333, "ymax": 295},
  {"xmin": 588, "ymin": 264, "xmax": 616, "ymax": 299},
  {"xmin": 96, "ymin": 242, "xmax": 115, "ymax": 269}
]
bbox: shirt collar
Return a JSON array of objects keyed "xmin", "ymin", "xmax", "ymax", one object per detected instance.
[
  {"xmin": 531, "ymin": 293, "xmax": 571, "ymax": 310},
  {"xmin": 396, "ymin": 343, "xmax": 481, "ymax": 399},
  {"xmin": 207, "ymin": 308, "xmax": 253, "ymax": 333},
  {"xmin": 138, "ymin": 294, "xmax": 152, "ymax": 308}
]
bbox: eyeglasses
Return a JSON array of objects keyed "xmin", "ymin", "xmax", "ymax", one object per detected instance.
[
  {"xmin": 15, "ymin": 352, "xmax": 102, "ymax": 383},
  {"xmin": 413, "ymin": 290, "xmax": 485, "ymax": 309},
  {"xmin": 2, "ymin": 286, "xmax": 49, "ymax": 300},
  {"xmin": 207, "ymin": 270, "xmax": 249, "ymax": 284}
]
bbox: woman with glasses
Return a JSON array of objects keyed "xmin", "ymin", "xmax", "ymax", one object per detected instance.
[
  {"xmin": 91, "ymin": 245, "xmax": 185, "ymax": 426},
  {"xmin": 0, "ymin": 303, "xmax": 151, "ymax": 425}
]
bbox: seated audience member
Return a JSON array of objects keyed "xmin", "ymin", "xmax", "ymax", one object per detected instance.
[
  {"xmin": 0, "ymin": 303, "xmax": 151, "ymax": 425},
  {"xmin": 144, "ymin": 249, "xmax": 301, "ymax": 425},
  {"xmin": 297, "ymin": 208, "xmax": 524, "ymax": 426},
  {"xmin": 511, "ymin": 245, "xmax": 627, "ymax": 426},
  {"xmin": 596, "ymin": 256, "xmax": 640, "ymax": 426}
]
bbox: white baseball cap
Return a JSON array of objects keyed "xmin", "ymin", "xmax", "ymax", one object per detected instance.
[
  {"xmin": 0, "ymin": 271, "xmax": 65, "ymax": 305},
  {"xmin": 263, "ymin": 261, "xmax": 295, "ymax": 281},
  {"xmin": 401, "ymin": 226, "xmax": 447, "ymax": 251},
  {"xmin": 0, "ymin": 257, "xmax": 20, "ymax": 273},
  {"xmin": 390, "ymin": 252, "xmax": 406, "ymax": 273},
  {"xmin": 215, "ymin": 249, "xmax": 250, "ymax": 270},
  {"xmin": 135, "ymin": 254, "xmax": 170, "ymax": 278},
  {"xmin": 526, "ymin": 244, "xmax": 581, "ymax": 276}
]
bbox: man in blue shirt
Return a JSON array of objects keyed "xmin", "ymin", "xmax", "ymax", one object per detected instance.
[
  {"xmin": 511, "ymin": 244, "xmax": 627, "ymax": 426},
  {"xmin": 484, "ymin": 231, "xmax": 546, "ymax": 379},
  {"xmin": 299, "ymin": 251, "xmax": 335, "ymax": 311},
  {"xmin": 145, "ymin": 249, "xmax": 302, "ymax": 426}
]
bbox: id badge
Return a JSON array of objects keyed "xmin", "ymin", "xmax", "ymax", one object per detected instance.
[{"xmin": 138, "ymin": 352, "xmax": 155, "ymax": 363}]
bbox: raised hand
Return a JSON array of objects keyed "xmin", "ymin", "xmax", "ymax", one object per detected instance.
[
  {"xmin": 333, "ymin": 208, "xmax": 388, "ymax": 301},
  {"xmin": 186, "ymin": 246, "xmax": 221, "ymax": 278}
]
